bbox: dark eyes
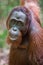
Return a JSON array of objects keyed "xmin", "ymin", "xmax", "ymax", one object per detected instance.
[
  {"xmin": 17, "ymin": 21, "xmax": 24, "ymax": 26},
  {"xmin": 9, "ymin": 19, "xmax": 24, "ymax": 28},
  {"xmin": 9, "ymin": 19, "xmax": 16, "ymax": 28}
]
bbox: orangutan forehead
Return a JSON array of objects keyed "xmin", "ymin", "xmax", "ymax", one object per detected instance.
[{"xmin": 10, "ymin": 11, "xmax": 26, "ymax": 22}]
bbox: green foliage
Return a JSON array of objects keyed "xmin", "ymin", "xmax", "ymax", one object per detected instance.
[
  {"xmin": 0, "ymin": 30, "xmax": 8, "ymax": 48},
  {"xmin": 0, "ymin": 0, "xmax": 20, "ymax": 18},
  {"xmin": 39, "ymin": 0, "xmax": 43, "ymax": 13},
  {"xmin": 39, "ymin": 0, "xmax": 43, "ymax": 8}
]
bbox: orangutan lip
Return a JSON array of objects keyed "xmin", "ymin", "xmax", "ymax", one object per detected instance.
[
  {"xmin": 9, "ymin": 36, "xmax": 18, "ymax": 40},
  {"xmin": 9, "ymin": 32, "xmax": 18, "ymax": 40}
]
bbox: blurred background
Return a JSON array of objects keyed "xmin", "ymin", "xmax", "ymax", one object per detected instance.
[{"xmin": 0, "ymin": 0, "xmax": 43, "ymax": 48}]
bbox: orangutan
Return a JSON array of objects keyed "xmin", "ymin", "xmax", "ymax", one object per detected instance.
[{"xmin": 6, "ymin": 0, "xmax": 43, "ymax": 65}]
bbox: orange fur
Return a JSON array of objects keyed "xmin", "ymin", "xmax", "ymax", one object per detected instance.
[
  {"xmin": 6, "ymin": 0, "xmax": 43, "ymax": 65},
  {"xmin": 20, "ymin": 0, "xmax": 40, "ymax": 19}
]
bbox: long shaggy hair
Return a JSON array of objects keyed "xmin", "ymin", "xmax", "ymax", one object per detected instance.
[{"xmin": 20, "ymin": 0, "xmax": 40, "ymax": 21}]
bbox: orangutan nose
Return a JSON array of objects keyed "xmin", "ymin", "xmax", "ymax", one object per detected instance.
[
  {"xmin": 8, "ymin": 27, "xmax": 21, "ymax": 40},
  {"xmin": 13, "ymin": 27, "xmax": 18, "ymax": 32}
]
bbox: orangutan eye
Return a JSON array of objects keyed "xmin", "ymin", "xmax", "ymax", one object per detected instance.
[
  {"xmin": 9, "ymin": 19, "xmax": 24, "ymax": 29},
  {"xmin": 17, "ymin": 21, "xmax": 24, "ymax": 27},
  {"xmin": 9, "ymin": 19, "xmax": 17, "ymax": 28}
]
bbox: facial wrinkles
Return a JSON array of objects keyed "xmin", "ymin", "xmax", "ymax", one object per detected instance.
[{"xmin": 10, "ymin": 11, "xmax": 26, "ymax": 23}]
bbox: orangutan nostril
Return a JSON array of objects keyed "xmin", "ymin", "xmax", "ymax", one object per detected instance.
[
  {"xmin": 13, "ymin": 27, "xmax": 18, "ymax": 31},
  {"xmin": 13, "ymin": 29, "xmax": 17, "ymax": 31}
]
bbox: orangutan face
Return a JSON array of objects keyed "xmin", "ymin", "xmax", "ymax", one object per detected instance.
[{"xmin": 7, "ymin": 11, "xmax": 28, "ymax": 41}]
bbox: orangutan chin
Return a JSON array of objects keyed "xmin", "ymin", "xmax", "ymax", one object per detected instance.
[{"xmin": 6, "ymin": 0, "xmax": 43, "ymax": 65}]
